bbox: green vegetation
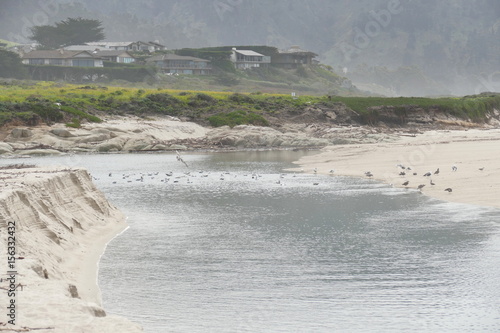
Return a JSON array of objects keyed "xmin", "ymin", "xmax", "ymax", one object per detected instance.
[
  {"xmin": 0, "ymin": 82, "xmax": 104, "ymax": 126},
  {"xmin": 208, "ymin": 110, "xmax": 269, "ymax": 127},
  {"xmin": 327, "ymin": 94, "xmax": 500, "ymax": 122},
  {"xmin": 0, "ymin": 39, "xmax": 19, "ymax": 48},
  {"xmin": 26, "ymin": 64, "xmax": 156, "ymax": 83},
  {"xmin": 0, "ymin": 81, "xmax": 499, "ymax": 128},
  {"xmin": 0, "ymin": 50, "xmax": 28, "ymax": 79}
]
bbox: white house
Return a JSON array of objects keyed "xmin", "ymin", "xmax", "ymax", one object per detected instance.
[
  {"xmin": 230, "ymin": 48, "xmax": 271, "ymax": 69},
  {"xmin": 93, "ymin": 50, "xmax": 136, "ymax": 64}
]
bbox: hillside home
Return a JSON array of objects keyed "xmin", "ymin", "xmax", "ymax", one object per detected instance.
[
  {"xmin": 272, "ymin": 45, "xmax": 318, "ymax": 69},
  {"xmin": 230, "ymin": 48, "xmax": 271, "ymax": 69},
  {"xmin": 86, "ymin": 41, "xmax": 166, "ymax": 52},
  {"xmin": 21, "ymin": 50, "xmax": 103, "ymax": 67},
  {"xmin": 93, "ymin": 50, "xmax": 136, "ymax": 64},
  {"xmin": 146, "ymin": 54, "xmax": 211, "ymax": 75},
  {"xmin": 63, "ymin": 46, "xmax": 136, "ymax": 64}
]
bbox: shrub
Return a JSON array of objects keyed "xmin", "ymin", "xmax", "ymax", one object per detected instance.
[
  {"xmin": 145, "ymin": 93, "xmax": 181, "ymax": 105},
  {"xmin": 194, "ymin": 93, "xmax": 216, "ymax": 103},
  {"xmin": 60, "ymin": 106, "xmax": 102, "ymax": 123},
  {"xmin": 66, "ymin": 118, "xmax": 81, "ymax": 128},
  {"xmin": 228, "ymin": 93, "xmax": 254, "ymax": 104},
  {"xmin": 208, "ymin": 110, "xmax": 268, "ymax": 127},
  {"xmin": 132, "ymin": 93, "xmax": 183, "ymax": 115}
]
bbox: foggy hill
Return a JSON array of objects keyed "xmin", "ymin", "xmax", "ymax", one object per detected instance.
[{"xmin": 1, "ymin": 0, "xmax": 499, "ymax": 96}]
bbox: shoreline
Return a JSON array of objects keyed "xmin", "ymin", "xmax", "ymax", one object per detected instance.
[
  {"xmin": 71, "ymin": 216, "xmax": 129, "ymax": 306},
  {"xmin": 292, "ymin": 128, "xmax": 500, "ymax": 209},
  {"xmin": 95, "ymin": 224, "xmax": 130, "ymax": 303}
]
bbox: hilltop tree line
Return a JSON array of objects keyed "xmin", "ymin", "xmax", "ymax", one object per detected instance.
[{"xmin": 28, "ymin": 17, "xmax": 104, "ymax": 49}]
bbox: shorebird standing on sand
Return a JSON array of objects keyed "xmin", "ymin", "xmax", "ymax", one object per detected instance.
[
  {"xmin": 444, "ymin": 188, "xmax": 452, "ymax": 192},
  {"xmin": 402, "ymin": 181, "xmax": 409, "ymax": 186},
  {"xmin": 434, "ymin": 168, "xmax": 440, "ymax": 175},
  {"xmin": 417, "ymin": 184, "xmax": 426, "ymax": 191}
]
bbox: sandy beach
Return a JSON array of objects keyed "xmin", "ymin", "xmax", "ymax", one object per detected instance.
[
  {"xmin": 0, "ymin": 167, "xmax": 143, "ymax": 332},
  {"xmin": 294, "ymin": 128, "xmax": 500, "ymax": 209}
]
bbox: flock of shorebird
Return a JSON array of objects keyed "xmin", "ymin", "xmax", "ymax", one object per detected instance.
[
  {"xmin": 103, "ymin": 170, "xmax": 317, "ymax": 187},
  {"xmin": 97, "ymin": 151, "xmax": 486, "ymax": 193},
  {"xmin": 361, "ymin": 163, "xmax": 485, "ymax": 194},
  {"xmin": 363, "ymin": 163, "xmax": 455, "ymax": 193}
]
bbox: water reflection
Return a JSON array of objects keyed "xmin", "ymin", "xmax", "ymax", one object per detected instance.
[{"xmin": 1, "ymin": 152, "xmax": 499, "ymax": 332}]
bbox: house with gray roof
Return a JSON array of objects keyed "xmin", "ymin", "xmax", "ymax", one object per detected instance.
[
  {"xmin": 63, "ymin": 46, "xmax": 136, "ymax": 64},
  {"xmin": 21, "ymin": 49, "xmax": 103, "ymax": 67},
  {"xmin": 272, "ymin": 45, "xmax": 318, "ymax": 69},
  {"xmin": 230, "ymin": 48, "xmax": 271, "ymax": 69},
  {"xmin": 146, "ymin": 54, "xmax": 211, "ymax": 75}
]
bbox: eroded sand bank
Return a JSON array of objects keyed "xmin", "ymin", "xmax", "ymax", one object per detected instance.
[{"xmin": 0, "ymin": 167, "xmax": 143, "ymax": 332}]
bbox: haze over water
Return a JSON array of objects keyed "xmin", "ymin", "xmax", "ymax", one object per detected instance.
[{"xmin": 4, "ymin": 152, "xmax": 499, "ymax": 332}]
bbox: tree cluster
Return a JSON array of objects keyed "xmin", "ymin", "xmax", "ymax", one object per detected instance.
[
  {"xmin": 0, "ymin": 50, "xmax": 28, "ymax": 79},
  {"xmin": 29, "ymin": 17, "xmax": 105, "ymax": 49}
]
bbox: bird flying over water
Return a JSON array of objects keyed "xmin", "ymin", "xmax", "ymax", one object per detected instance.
[{"xmin": 176, "ymin": 150, "xmax": 189, "ymax": 167}]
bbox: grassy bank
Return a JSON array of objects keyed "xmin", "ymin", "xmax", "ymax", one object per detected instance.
[{"xmin": 1, "ymin": 80, "xmax": 499, "ymax": 128}]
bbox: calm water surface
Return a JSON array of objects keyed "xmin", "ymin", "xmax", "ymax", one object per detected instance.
[{"xmin": 2, "ymin": 152, "xmax": 499, "ymax": 332}]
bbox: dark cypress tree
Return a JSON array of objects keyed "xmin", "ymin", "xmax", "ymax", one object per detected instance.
[{"xmin": 29, "ymin": 17, "xmax": 105, "ymax": 49}]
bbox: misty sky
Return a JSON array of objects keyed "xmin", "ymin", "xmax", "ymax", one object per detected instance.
[{"xmin": 1, "ymin": 0, "xmax": 499, "ymax": 95}]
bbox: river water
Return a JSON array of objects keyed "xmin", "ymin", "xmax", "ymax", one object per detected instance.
[{"xmin": 2, "ymin": 151, "xmax": 500, "ymax": 332}]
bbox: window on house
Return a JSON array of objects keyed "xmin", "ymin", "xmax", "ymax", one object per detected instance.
[
  {"xmin": 72, "ymin": 59, "xmax": 95, "ymax": 67},
  {"xmin": 29, "ymin": 58, "xmax": 45, "ymax": 65},
  {"xmin": 49, "ymin": 59, "xmax": 63, "ymax": 65}
]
